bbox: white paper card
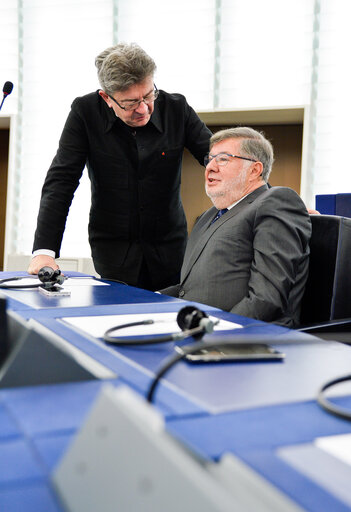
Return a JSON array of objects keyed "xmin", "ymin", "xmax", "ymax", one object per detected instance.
[
  {"xmin": 62, "ymin": 312, "xmax": 242, "ymax": 339},
  {"xmin": 62, "ymin": 278, "xmax": 108, "ymax": 287},
  {"xmin": 316, "ymin": 433, "xmax": 351, "ymax": 467},
  {"xmin": 1, "ymin": 277, "xmax": 108, "ymax": 288}
]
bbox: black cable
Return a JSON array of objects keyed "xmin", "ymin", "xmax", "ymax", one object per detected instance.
[
  {"xmin": 104, "ymin": 321, "xmax": 206, "ymax": 345},
  {"xmin": 0, "ymin": 276, "xmax": 43, "ymax": 289},
  {"xmin": 146, "ymin": 339, "xmax": 260, "ymax": 403},
  {"xmin": 99, "ymin": 277, "xmax": 129, "ymax": 286},
  {"xmin": 0, "ymin": 271, "xmax": 66, "ymax": 290},
  {"xmin": 317, "ymin": 374, "xmax": 351, "ymax": 421}
]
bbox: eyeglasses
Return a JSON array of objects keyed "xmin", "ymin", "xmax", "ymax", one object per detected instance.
[
  {"xmin": 204, "ymin": 152, "xmax": 257, "ymax": 167},
  {"xmin": 108, "ymin": 85, "xmax": 159, "ymax": 111}
]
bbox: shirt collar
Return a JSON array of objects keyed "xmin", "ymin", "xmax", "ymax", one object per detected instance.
[
  {"xmin": 149, "ymin": 99, "xmax": 163, "ymax": 132},
  {"xmin": 227, "ymin": 194, "xmax": 249, "ymax": 210},
  {"xmin": 226, "ymin": 184, "xmax": 269, "ymax": 210}
]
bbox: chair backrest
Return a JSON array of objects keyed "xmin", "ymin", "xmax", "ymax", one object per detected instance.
[{"xmin": 300, "ymin": 214, "xmax": 351, "ymax": 325}]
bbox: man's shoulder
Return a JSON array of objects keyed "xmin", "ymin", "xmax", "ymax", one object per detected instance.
[
  {"xmin": 266, "ymin": 185, "xmax": 300, "ymax": 197},
  {"xmin": 263, "ymin": 186, "xmax": 306, "ymax": 205},
  {"xmin": 256, "ymin": 186, "xmax": 310, "ymax": 222},
  {"xmin": 157, "ymin": 90, "xmax": 190, "ymax": 112},
  {"xmin": 71, "ymin": 91, "xmax": 101, "ymax": 109},
  {"xmin": 68, "ymin": 91, "xmax": 111, "ymax": 125},
  {"xmin": 158, "ymin": 89, "xmax": 187, "ymax": 102}
]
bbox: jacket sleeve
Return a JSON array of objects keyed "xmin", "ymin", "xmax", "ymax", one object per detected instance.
[
  {"xmin": 183, "ymin": 100, "xmax": 212, "ymax": 165},
  {"xmin": 32, "ymin": 99, "xmax": 89, "ymax": 257},
  {"xmin": 158, "ymin": 284, "xmax": 181, "ymax": 297},
  {"xmin": 230, "ymin": 188, "xmax": 311, "ymax": 322}
]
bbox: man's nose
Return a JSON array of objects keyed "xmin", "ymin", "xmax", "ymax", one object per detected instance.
[
  {"xmin": 207, "ymin": 158, "xmax": 219, "ymax": 171},
  {"xmin": 135, "ymin": 100, "xmax": 149, "ymax": 114}
]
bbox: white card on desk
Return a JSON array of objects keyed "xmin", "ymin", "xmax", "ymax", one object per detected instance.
[
  {"xmin": 316, "ymin": 433, "xmax": 351, "ymax": 467},
  {"xmin": 62, "ymin": 312, "xmax": 242, "ymax": 339}
]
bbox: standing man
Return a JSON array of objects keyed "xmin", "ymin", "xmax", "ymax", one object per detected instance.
[
  {"xmin": 28, "ymin": 43, "xmax": 212, "ymax": 290},
  {"xmin": 161, "ymin": 127, "xmax": 311, "ymax": 327}
]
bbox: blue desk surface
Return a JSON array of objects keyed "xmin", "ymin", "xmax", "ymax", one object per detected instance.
[
  {"xmin": 0, "ymin": 375, "xmax": 211, "ymax": 512},
  {"xmin": 167, "ymin": 397, "xmax": 351, "ymax": 512},
  {"xmin": 2, "ymin": 271, "xmax": 351, "ymax": 511},
  {"xmin": 0, "ymin": 380, "xmax": 115, "ymax": 512},
  {"xmin": 0, "ymin": 271, "xmax": 180, "ymax": 311},
  {"xmin": 29, "ymin": 311, "xmax": 351, "ymax": 416}
]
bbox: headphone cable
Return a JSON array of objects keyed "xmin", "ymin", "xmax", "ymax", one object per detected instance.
[
  {"xmin": 103, "ymin": 321, "xmax": 208, "ymax": 345},
  {"xmin": 147, "ymin": 339, "xmax": 252, "ymax": 403},
  {"xmin": 0, "ymin": 276, "xmax": 44, "ymax": 289},
  {"xmin": 317, "ymin": 374, "xmax": 351, "ymax": 421}
]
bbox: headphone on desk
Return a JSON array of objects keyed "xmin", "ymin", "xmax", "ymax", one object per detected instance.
[
  {"xmin": 103, "ymin": 306, "xmax": 217, "ymax": 345},
  {"xmin": 0, "ymin": 267, "xmax": 65, "ymax": 289}
]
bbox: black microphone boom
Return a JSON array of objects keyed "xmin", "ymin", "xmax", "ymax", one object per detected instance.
[{"xmin": 0, "ymin": 81, "xmax": 14, "ymax": 111}]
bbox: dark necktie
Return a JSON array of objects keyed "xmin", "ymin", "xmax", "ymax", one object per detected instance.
[{"xmin": 210, "ymin": 208, "xmax": 228, "ymax": 225}]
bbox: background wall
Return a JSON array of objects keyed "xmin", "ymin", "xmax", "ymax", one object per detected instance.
[{"xmin": 0, "ymin": 0, "xmax": 349, "ymax": 270}]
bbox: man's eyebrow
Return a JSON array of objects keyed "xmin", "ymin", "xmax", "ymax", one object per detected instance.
[{"xmin": 121, "ymin": 88, "xmax": 154, "ymax": 102}]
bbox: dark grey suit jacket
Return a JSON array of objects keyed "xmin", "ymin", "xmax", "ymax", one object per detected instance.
[{"xmin": 161, "ymin": 185, "xmax": 312, "ymax": 327}]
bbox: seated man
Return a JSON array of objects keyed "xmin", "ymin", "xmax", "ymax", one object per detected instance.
[{"xmin": 160, "ymin": 127, "xmax": 311, "ymax": 327}]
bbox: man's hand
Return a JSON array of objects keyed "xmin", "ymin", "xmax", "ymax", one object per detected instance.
[{"xmin": 27, "ymin": 255, "xmax": 59, "ymax": 275}]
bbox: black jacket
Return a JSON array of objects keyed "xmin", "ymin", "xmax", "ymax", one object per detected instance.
[{"xmin": 33, "ymin": 90, "xmax": 212, "ymax": 288}]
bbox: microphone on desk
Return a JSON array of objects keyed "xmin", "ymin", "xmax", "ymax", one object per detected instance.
[
  {"xmin": 38, "ymin": 266, "xmax": 65, "ymax": 286},
  {"xmin": 103, "ymin": 305, "xmax": 217, "ymax": 345},
  {"xmin": 0, "ymin": 267, "xmax": 65, "ymax": 290},
  {"xmin": 0, "ymin": 81, "xmax": 14, "ymax": 111}
]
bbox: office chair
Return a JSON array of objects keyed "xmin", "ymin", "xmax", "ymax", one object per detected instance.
[{"xmin": 298, "ymin": 214, "xmax": 351, "ymax": 338}]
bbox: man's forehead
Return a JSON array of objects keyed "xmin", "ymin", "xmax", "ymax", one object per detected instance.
[
  {"xmin": 211, "ymin": 137, "xmax": 242, "ymax": 152},
  {"xmin": 117, "ymin": 77, "xmax": 154, "ymax": 98}
]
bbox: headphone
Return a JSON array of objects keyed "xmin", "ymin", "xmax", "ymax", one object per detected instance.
[
  {"xmin": 103, "ymin": 306, "xmax": 217, "ymax": 345},
  {"xmin": 0, "ymin": 267, "xmax": 66, "ymax": 290}
]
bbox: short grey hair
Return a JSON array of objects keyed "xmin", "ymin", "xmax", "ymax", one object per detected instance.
[
  {"xmin": 210, "ymin": 127, "xmax": 274, "ymax": 182},
  {"xmin": 95, "ymin": 42, "xmax": 156, "ymax": 95}
]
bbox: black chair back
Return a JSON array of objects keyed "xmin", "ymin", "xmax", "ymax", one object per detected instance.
[{"xmin": 300, "ymin": 214, "xmax": 351, "ymax": 326}]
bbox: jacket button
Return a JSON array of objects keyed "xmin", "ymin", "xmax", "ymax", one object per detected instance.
[{"xmin": 179, "ymin": 290, "xmax": 185, "ymax": 297}]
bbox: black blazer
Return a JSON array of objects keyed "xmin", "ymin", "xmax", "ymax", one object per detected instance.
[{"xmin": 33, "ymin": 90, "xmax": 212, "ymax": 288}]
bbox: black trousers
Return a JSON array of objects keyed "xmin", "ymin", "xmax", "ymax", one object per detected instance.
[{"xmin": 93, "ymin": 242, "xmax": 181, "ymax": 292}]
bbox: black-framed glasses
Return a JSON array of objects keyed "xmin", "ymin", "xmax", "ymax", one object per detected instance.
[
  {"xmin": 108, "ymin": 84, "xmax": 159, "ymax": 111},
  {"xmin": 204, "ymin": 152, "xmax": 257, "ymax": 167}
]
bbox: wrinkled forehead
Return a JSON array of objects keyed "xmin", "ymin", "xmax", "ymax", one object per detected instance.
[
  {"xmin": 114, "ymin": 76, "xmax": 154, "ymax": 98},
  {"xmin": 210, "ymin": 137, "xmax": 243, "ymax": 154}
]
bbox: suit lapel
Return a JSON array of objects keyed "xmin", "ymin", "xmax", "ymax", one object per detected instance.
[{"xmin": 181, "ymin": 185, "xmax": 269, "ymax": 282}]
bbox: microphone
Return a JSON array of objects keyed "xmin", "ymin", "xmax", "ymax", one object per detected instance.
[
  {"xmin": 3, "ymin": 81, "xmax": 13, "ymax": 96},
  {"xmin": 0, "ymin": 266, "xmax": 65, "ymax": 290},
  {"xmin": 0, "ymin": 81, "xmax": 14, "ymax": 111},
  {"xmin": 38, "ymin": 266, "xmax": 65, "ymax": 286}
]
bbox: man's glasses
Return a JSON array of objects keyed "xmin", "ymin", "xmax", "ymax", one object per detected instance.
[
  {"xmin": 204, "ymin": 152, "xmax": 257, "ymax": 167},
  {"xmin": 108, "ymin": 85, "xmax": 159, "ymax": 111}
]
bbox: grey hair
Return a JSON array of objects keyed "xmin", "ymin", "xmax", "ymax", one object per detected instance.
[
  {"xmin": 95, "ymin": 42, "xmax": 156, "ymax": 95},
  {"xmin": 210, "ymin": 127, "xmax": 274, "ymax": 182}
]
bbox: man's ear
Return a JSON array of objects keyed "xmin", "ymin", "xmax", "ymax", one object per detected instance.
[
  {"xmin": 249, "ymin": 161, "xmax": 264, "ymax": 181},
  {"xmin": 99, "ymin": 89, "xmax": 112, "ymax": 107}
]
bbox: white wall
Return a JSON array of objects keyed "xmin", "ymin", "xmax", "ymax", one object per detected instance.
[{"xmin": 3, "ymin": 0, "xmax": 349, "ymax": 270}]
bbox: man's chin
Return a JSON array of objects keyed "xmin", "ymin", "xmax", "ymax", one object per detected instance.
[
  {"xmin": 131, "ymin": 116, "xmax": 150, "ymax": 127},
  {"xmin": 206, "ymin": 190, "xmax": 223, "ymax": 204}
]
